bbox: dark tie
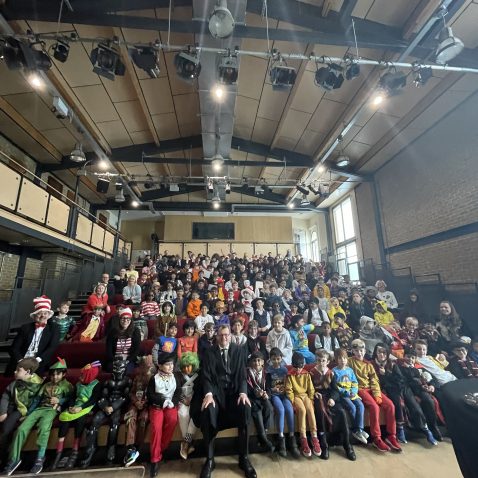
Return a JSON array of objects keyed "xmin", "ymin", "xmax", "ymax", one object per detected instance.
[{"xmin": 221, "ymin": 348, "xmax": 228, "ymax": 368}]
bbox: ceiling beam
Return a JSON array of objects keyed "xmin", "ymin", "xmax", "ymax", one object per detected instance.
[
  {"xmin": 230, "ymin": 186, "xmax": 287, "ymax": 204},
  {"xmin": 140, "ymin": 185, "xmax": 204, "ymax": 201},
  {"xmin": 339, "ymin": 0, "xmax": 359, "ymax": 21}
]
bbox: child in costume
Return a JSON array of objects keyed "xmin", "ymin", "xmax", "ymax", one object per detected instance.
[
  {"xmin": 348, "ymin": 338, "xmax": 402, "ymax": 453},
  {"xmin": 231, "ymin": 318, "xmax": 247, "ymax": 347},
  {"xmin": 177, "ymin": 320, "xmax": 198, "ymax": 358},
  {"xmin": 289, "ymin": 315, "xmax": 315, "ymax": 364},
  {"xmin": 266, "ymin": 314, "xmax": 293, "ymax": 365},
  {"xmin": 314, "ymin": 322, "xmax": 340, "ymax": 359},
  {"xmin": 374, "ymin": 301, "xmax": 395, "ymax": 327},
  {"xmin": 285, "ymin": 352, "xmax": 321, "ymax": 458},
  {"xmin": 124, "ymin": 355, "xmax": 156, "ymax": 467},
  {"xmin": 212, "ymin": 300, "xmax": 230, "ymax": 330},
  {"xmin": 247, "ymin": 351, "xmax": 275, "ymax": 453},
  {"xmin": 398, "ymin": 316, "xmax": 420, "ymax": 349},
  {"xmin": 198, "ymin": 322, "xmax": 215, "ymax": 360},
  {"xmin": 152, "ymin": 323, "xmax": 178, "ymax": 366},
  {"xmin": 333, "ymin": 348, "xmax": 368, "ymax": 445},
  {"xmin": 241, "ymin": 285, "xmax": 255, "ymax": 320},
  {"xmin": 0, "ymin": 358, "xmax": 43, "ymax": 465},
  {"xmin": 154, "ymin": 300, "xmax": 176, "ymax": 338},
  {"xmin": 265, "ymin": 348, "xmax": 299, "ymax": 459},
  {"xmin": 311, "ymin": 349, "xmax": 356, "ymax": 461},
  {"xmin": 3, "ymin": 358, "xmax": 73, "ymax": 476},
  {"xmin": 80, "ymin": 356, "xmax": 132, "ymax": 467},
  {"xmin": 176, "ymin": 352, "xmax": 200, "ymax": 460},
  {"xmin": 186, "ymin": 291, "xmax": 202, "ymax": 319},
  {"xmin": 140, "ymin": 291, "xmax": 161, "ymax": 321},
  {"xmin": 147, "ymin": 353, "xmax": 180, "ymax": 478},
  {"xmin": 246, "ymin": 320, "xmax": 268, "ymax": 358},
  {"xmin": 133, "ymin": 307, "xmax": 149, "ymax": 341},
  {"xmin": 194, "ymin": 303, "xmax": 213, "ymax": 333},
  {"xmin": 51, "ymin": 361, "xmax": 102, "ymax": 470},
  {"xmin": 70, "ymin": 304, "xmax": 106, "ymax": 342},
  {"xmin": 52, "ymin": 301, "xmax": 75, "ymax": 342},
  {"xmin": 332, "ymin": 312, "xmax": 354, "ymax": 351}
]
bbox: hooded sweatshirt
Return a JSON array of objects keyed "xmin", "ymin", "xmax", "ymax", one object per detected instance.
[
  {"xmin": 0, "ymin": 373, "xmax": 43, "ymax": 416},
  {"xmin": 374, "ymin": 301, "xmax": 395, "ymax": 327},
  {"xmin": 266, "ymin": 328, "xmax": 293, "ymax": 365},
  {"xmin": 359, "ymin": 316, "xmax": 392, "ymax": 357}
]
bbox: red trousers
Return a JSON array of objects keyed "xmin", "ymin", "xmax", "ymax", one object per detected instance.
[
  {"xmin": 149, "ymin": 406, "xmax": 178, "ymax": 463},
  {"xmin": 358, "ymin": 389, "xmax": 396, "ymax": 439}
]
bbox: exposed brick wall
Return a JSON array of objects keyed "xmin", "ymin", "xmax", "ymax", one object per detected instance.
[
  {"xmin": 40, "ymin": 253, "xmax": 81, "ymax": 279},
  {"xmin": 0, "ymin": 253, "xmax": 19, "ymax": 301},
  {"xmin": 23, "ymin": 258, "xmax": 43, "ymax": 288},
  {"xmin": 355, "ymin": 91, "xmax": 478, "ymax": 283}
]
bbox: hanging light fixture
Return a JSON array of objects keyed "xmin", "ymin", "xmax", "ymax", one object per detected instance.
[
  {"xmin": 69, "ymin": 143, "xmax": 86, "ymax": 163},
  {"xmin": 211, "ymin": 153, "xmax": 225, "ymax": 171},
  {"xmin": 208, "ymin": 0, "xmax": 235, "ymax": 39},
  {"xmin": 435, "ymin": 26, "xmax": 464, "ymax": 65},
  {"xmin": 174, "ymin": 50, "xmax": 201, "ymax": 80}
]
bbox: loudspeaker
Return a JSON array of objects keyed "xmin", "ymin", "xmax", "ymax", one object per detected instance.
[{"xmin": 96, "ymin": 178, "xmax": 110, "ymax": 193}]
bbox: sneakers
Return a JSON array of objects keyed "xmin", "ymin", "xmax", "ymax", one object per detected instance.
[
  {"xmin": 30, "ymin": 457, "xmax": 45, "ymax": 475},
  {"xmin": 373, "ymin": 438, "xmax": 391, "ymax": 452},
  {"xmin": 385, "ymin": 435, "xmax": 402, "ymax": 452},
  {"xmin": 352, "ymin": 430, "xmax": 368, "ymax": 445},
  {"xmin": 311, "ymin": 436, "xmax": 322, "ymax": 457},
  {"xmin": 3, "ymin": 459, "xmax": 21, "ymax": 476},
  {"xmin": 397, "ymin": 427, "xmax": 408, "ymax": 444},
  {"xmin": 124, "ymin": 447, "xmax": 140, "ymax": 467},
  {"xmin": 300, "ymin": 436, "xmax": 312, "ymax": 457},
  {"xmin": 180, "ymin": 441, "xmax": 189, "ymax": 460},
  {"xmin": 425, "ymin": 429, "xmax": 438, "ymax": 446}
]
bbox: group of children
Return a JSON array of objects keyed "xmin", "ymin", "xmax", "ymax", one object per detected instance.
[{"xmin": 4, "ymin": 252, "xmax": 477, "ymax": 476}]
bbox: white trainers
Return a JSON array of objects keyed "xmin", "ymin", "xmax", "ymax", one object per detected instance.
[
  {"xmin": 352, "ymin": 430, "xmax": 368, "ymax": 445},
  {"xmin": 125, "ymin": 449, "xmax": 140, "ymax": 467}
]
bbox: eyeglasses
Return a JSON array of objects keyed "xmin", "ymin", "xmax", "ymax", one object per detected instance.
[
  {"xmin": 352, "ymin": 345, "xmax": 365, "ymax": 349},
  {"xmin": 217, "ymin": 333, "xmax": 231, "ymax": 338}
]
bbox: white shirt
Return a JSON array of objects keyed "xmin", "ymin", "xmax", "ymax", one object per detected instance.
[
  {"xmin": 417, "ymin": 356, "xmax": 457, "ymax": 385},
  {"xmin": 195, "ymin": 314, "xmax": 214, "ymax": 332},
  {"xmin": 25, "ymin": 327, "xmax": 44, "ymax": 359}
]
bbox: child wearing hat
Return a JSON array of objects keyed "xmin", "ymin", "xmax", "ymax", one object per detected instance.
[
  {"xmin": 51, "ymin": 361, "xmax": 102, "ymax": 470},
  {"xmin": 147, "ymin": 352, "xmax": 180, "ymax": 478},
  {"xmin": 4, "ymin": 358, "xmax": 73, "ymax": 475},
  {"xmin": 6, "ymin": 295, "xmax": 60, "ymax": 376},
  {"xmin": 70, "ymin": 304, "xmax": 106, "ymax": 342}
]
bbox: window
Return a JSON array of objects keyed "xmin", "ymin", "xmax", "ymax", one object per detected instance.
[
  {"xmin": 311, "ymin": 230, "xmax": 319, "ymax": 262},
  {"xmin": 333, "ymin": 197, "xmax": 359, "ymax": 281}
]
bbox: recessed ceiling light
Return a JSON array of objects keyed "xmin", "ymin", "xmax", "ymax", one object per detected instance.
[
  {"xmin": 372, "ymin": 93, "xmax": 385, "ymax": 106},
  {"xmin": 317, "ymin": 164, "xmax": 326, "ymax": 173},
  {"xmin": 28, "ymin": 72, "xmax": 44, "ymax": 89},
  {"xmin": 131, "ymin": 200, "xmax": 139, "ymax": 208},
  {"xmin": 211, "ymin": 153, "xmax": 225, "ymax": 171},
  {"xmin": 98, "ymin": 159, "xmax": 109, "ymax": 170},
  {"xmin": 212, "ymin": 84, "xmax": 225, "ymax": 101},
  {"xmin": 287, "ymin": 202, "xmax": 295, "ymax": 209}
]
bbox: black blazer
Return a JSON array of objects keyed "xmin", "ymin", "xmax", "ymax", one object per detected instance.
[
  {"xmin": 200, "ymin": 342, "xmax": 247, "ymax": 408},
  {"xmin": 7, "ymin": 321, "xmax": 60, "ymax": 375}
]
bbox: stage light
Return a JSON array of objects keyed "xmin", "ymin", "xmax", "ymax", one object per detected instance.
[
  {"xmin": 212, "ymin": 84, "xmax": 225, "ymax": 101},
  {"xmin": 3, "ymin": 37, "xmax": 52, "ymax": 73},
  {"xmin": 211, "ymin": 154, "xmax": 225, "ymax": 171},
  {"xmin": 131, "ymin": 200, "xmax": 139, "ymax": 208},
  {"xmin": 90, "ymin": 42, "xmax": 125, "ymax": 81},
  {"xmin": 345, "ymin": 62, "xmax": 360, "ymax": 80},
  {"xmin": 52, "ymin": 39, "xmax": 70, "ymax": 63},
  {"xmin": 131, "ymin": 46, "xmax": 160, "ymax": 78},
  {"xmin": 308, "ymin": 184, "xmax": 320, "ymax": 195},
  {"xmin": 98, "ymin": 159, "xmax": 109, "ymax": 171},
  {"xmin": 174, "ymin": 51, "xmax": 201, "ymax": 80},
  {"xmin": 378, "ymin": 70, "xmax": 407, "ymax": 96},
  {"xmin": 296, "ymin": 184, "xmax": 309, "ymax": 195},
  {"xmin": 69, "ymin": 143, "xmax": 86, "ymax": 163},
  {"xmin": 336, "ymin": 155, "xmax": 350, "ymax": 167},
  {"xmin": 207, "ymin": 178, "xmax": 214, "ymax": 192},
  {"xmin": 225, "ymin": 181, "xmax": 231, "ymax": 194},
  {"xmin": 209, "ymin": 0, "xmax": 235, "ymax": 39},
  {"xmin": 96, "ymin": 177, "xmax": 110, "ymax": 194},
  {"xmin": 218, "ymin": 53, "xmax": 238, "ymax": 84},
  {"xmin": 27, "ymin": 72, "xmax": 44, "ymax": 89},
  {"xmin": 115, "ymin": 185, "xmax": 125, "ymax": 203},
  {"xmin": 413, "ymin": 67, "xmax": 433, "ymax": 87},
  {"xmin": 211, "ymin": 196, "xmax": 221, "ymax": 209},
  {"xmin": 317, "ymin": 164, "xmax": 326, "ymax": 174},
  {"xmin": 144, "ymin": 176, "xmax": 154, "ymax": 189},
  {"xmin": 254, "ymin": 185, "xmax": 264, "ymax": 194},
  {"xmin": 315, "ymin": 63, "xmax": 344, "ymax": 91},
  {"xmin": 270, "ymin": 63, "xmax": 297, "ymax": 90},
  {"xmin": 436, "ymin": 26, "xmax": 464, "ymax": 65},
  {"xmin": 300, "ymin": 194, "xmax": 310, "ymax": 206}
]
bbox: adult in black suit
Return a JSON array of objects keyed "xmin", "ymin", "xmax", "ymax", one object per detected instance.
[
  {"xmin": 6, "ymin": 295, "xmax": 60, "ymax": 376},
  {"xmin": 196, "ymin": 324, "xmax": 256, "ymax": 478},
  {"xmin": 100, "ymin": 272, "xmax": 116, "ymax": 305}
]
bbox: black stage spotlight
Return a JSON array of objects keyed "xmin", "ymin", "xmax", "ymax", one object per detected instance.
[
  {"xmin": 174, "ymin": 50, "xmax": 201, "ymax": 80},
  {"xmin": 90, "ymin": 42, "xmax": 125, "ymax": 81},
  {"xmin": 218, "ymin": 53, "xmax": 238, "ymax": 84},
  {"xmin": 52, "ymin": 38, "xmax": 70, "ymax": 63},
  {"xmin": 131, "ymin": 46, "xmax": 160, "ymax": 78},
  {"xmin": 308, "ymin": 184, "xmax": 321, "ymax": 195},
  {"xmin": 3, "ymin": 37, "xmax": 26, "ymax": 70},
  {"xmin": 345, "ymin": 62, "xmax": 360, "ymax": 80},
  {"xmin": 296, "ymin": 183, "xmax": 309, "ymax": 195},
  {"xmin": 413, "ymin": 66, "xmax": 433, "ymax": 87},
  {"xmin": 315, "ymin": 63, "xmax": 344, "ymax": 91},
  {"xmin": 270, "ymin": 63, "xmax": 297, "ymax": 90},
  {"xmin": 378, "ymin": 70, "xmax": 407, "ymax": 95},
  {"xmin": 96, "ymin": 177, "xmax": 110, "ymax": 194},
  {"xmin": 3, "ymin": 38, "xmax": 51, "ymax": 72}
]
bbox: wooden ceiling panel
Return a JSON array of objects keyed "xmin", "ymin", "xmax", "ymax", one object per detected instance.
[
  {"xmin": 290, "ymin": 70, "xmax": 325, "ymax": 113},
  {"xmin": 41, "ymin": 128, "xmax": 77, "ymax": 155},
  {"xmin": 140, "ymin": 77, "xmax": 175, "ymax": 116},
  {"xmin": 295, "ymin": 129, "xmax": 325, "ymax": 156},
  {"xmin": 151, "ymin": 112, "xmax": 180, "ymax": 140},
  {"xmin": 451, "ymin": 3, "xmax": 478, "ymax": 48},
  {"xmin": 230, "ymin": 149, "xmax": 248, "ymax": 160},
  {"xmin": 278, "ymin": 109, "xmax": 312, "ymax": 141},
  {"xmin": 0, "ymin": 64, "xmax": 32, "ymax": 96},
  {"xmin": 102, "ymin": 75, "xmax": 137, "ymax": 103},
  {"xmin": 156, "ymin": 6, "xmax": 195, "ymax": 45},
  {"xmin": 234, "ymin": 96, "xmax": 259, "ymax": 131},
  {"xmin": 257, "ymin": 83, "xmax": 290, "ymax": 121},
  {"xmin": 178, "ymin": 119, "xmax": 202, "ymax": 137},
  {"xmin": 343, "ymin": 140, "xmax": 371, "ymax": 160},
  {"xmin": 233, "ymin": 124, "xmax": 253, "ymax": 140},
  {"xmin": 73, "ymin": 85, "xmax": 119, "ymax": 123},
  {"xmin": 365, "ymin": 0, "xmax": 421, "ymax": 26},
  {"xmin": 115, "ymin": 100, "xmax": 150, "ymax": 133},
  {"xmin": 96, "ymin": 120, "xmax": 132, "ymax": 148},
  {"xmin": 4, "ymin": 92, "xmax": 64, "ymax": 132},
  {"xmin": 251, "ymin": 117, "xmax": 278, "ymax": 145},
  {"xmin": 353, "ymin": 112, "xmax": 401, "ymax": 145},
  {"xmin": 130, "ymin": 130, "xmax": 155, "ymax": 144},
  {"xmin": 173, "ymin": 93, "xmax": 200, "ymax": 126},
  {"xmin": 308, "ymin": 98, "xmax": 347, "ymax": 133},
  {"xmin": 237, "ymin": 56, "xmax": 269, "ymax": 101}
]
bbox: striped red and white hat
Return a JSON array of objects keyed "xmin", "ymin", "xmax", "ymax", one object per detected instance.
[
  {"xmin": 120, "ymin": 307, "xmax": 133, "ymax": 319},
  {"xmin": 30, "ymin": 295, "xmax": 54, "ymax": 318}
]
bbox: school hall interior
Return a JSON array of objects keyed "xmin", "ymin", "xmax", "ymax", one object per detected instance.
[{"xmin": 0, "ymin": 0, "xmax": 477, "ymax": 477}]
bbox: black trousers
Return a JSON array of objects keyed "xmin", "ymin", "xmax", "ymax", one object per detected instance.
[
  {"xmin": 0, "ymin": 410, "xmax": 21, "ymax": 460},
  {"xmin": 387, "ymin": 387, "xmax": 428, "ymax": 430},
  {"xmin": 314, "ymin": 399, "xmax": 351, "ymax": 446},
  {"xmin": 250, "ymin": 397, "xmax": 273, "ymax": 436},
  {"xmin": 200, "ymin": 393, "xmax": 251, "ymax": 459}
]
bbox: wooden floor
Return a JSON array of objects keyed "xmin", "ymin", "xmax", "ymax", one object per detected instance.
[{"xmin": 158, "ymin": 440, "xmax": 462, "ymax": 478}]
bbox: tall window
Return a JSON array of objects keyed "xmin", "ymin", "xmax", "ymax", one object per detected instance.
[
  {"xmin": 333, "ymin": 197, "xmax": 359, "ymax": 280},
  {"xmin": 311, "ymin": 230, "xmax": 319, "ymax": 262}
]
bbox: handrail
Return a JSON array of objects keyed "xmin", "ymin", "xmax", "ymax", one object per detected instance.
[{"xmin": 0, "ymin": 149, "xmax": 125, "ymax": 240}]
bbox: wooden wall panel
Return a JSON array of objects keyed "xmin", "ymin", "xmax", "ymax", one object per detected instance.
[
  {"xmin": 75, "ymin": 213, "xmax": 93, "ymax": 244},
  {"xmin": 104, "ymin": 230, "xmax": 115, "ymax": 255},
  {"xmin": 17, "ymin": 179, "xmax": 48, "ymax": 223},
  {"xmin": 160, "ymin": 242, "xmax": 183, "ymax": 257},
  {"xmin": 231, "ymin": 243, "xmax": 254, "ymax": 257},
  {"xmin": 46, "ymin": 196, "xmax": 69, "ymax": 233},
  {"xmin": 91, "ymin": 223, "xmax": 105, "ymax": 250},
  {"xmin": 254, "ymin": 243, "xmax": 277, "ymax": 256},
  {"xmin": 277, "ymin": 243, "xmax": 295, "ymax": 256},
  {"xmin": 207, "ymin": 242, "xmax": 231, "ymax": 256},
  {"xmin": 184, "ymin": 242, "xmax": 207, "ymax": 257},
  {"xmin": 0, "ymin": 163, "xmax": 20, "ymax": 210}
]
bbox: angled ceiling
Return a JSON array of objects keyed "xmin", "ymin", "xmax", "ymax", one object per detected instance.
[{"xmin": 0, "ymin": 0, "xmax": 477, "ymax": 214}]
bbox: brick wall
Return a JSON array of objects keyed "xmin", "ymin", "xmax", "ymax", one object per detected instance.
[
  {"xmin": 0, "ymin": 253, "xmax": 19, "ymax": 301},
  {"xmin": 23, "ymin": 258, "xmax": 43, "ymax": 288},
  {"xmin": 356, "ymin": 90, "xmax": 478, "ymax": 283},
  {"xmin": 40, "ymin": 253, "xmax": 81, "ymax": 279}
]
